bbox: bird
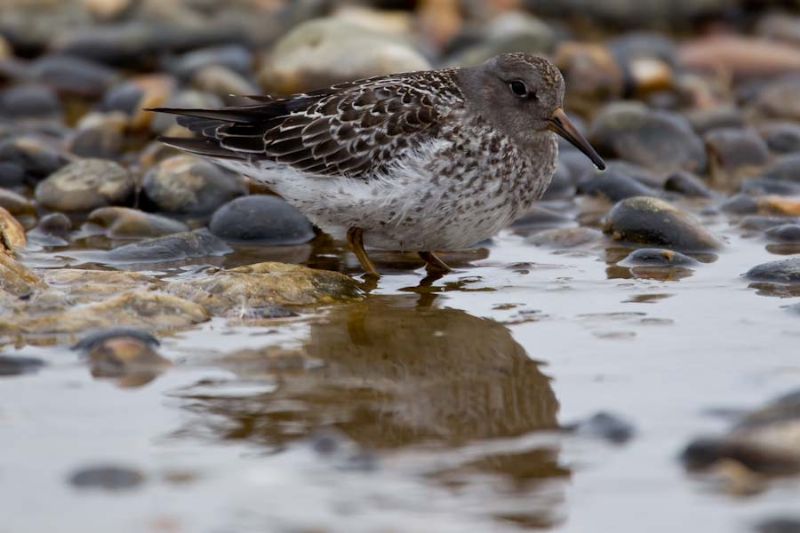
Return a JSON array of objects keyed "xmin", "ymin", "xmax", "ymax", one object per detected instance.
[{"xmin": 151, "ymin": 52, "xmax": 605, "ymax": 277}]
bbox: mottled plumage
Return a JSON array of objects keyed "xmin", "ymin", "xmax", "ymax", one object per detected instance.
[{"xmin": 154, "ymin": 53, "xmax": 605, "ymax": 275}]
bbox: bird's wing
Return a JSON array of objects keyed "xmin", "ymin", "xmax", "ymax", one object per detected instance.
[{"xmin": 154, "ymin": 72, "xmax": 461, "ymax": 179}]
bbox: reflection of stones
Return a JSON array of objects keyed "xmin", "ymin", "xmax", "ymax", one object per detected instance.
[
  {"xmin": 74, "ymin": 328, "xmax": 171, "ymax": 388},
  {"xmin": 604, "ymin": 196, "xmax": 721, "ymax": 251},
  {"xmin": 0, "ymin": 355, "xmax": 45, "ymax": 376},
  {"xmin": 104, "ymin": 228, "xmax": 231, "ymax": 264},
  {"xmin": 190, "ymin": 296, "xmax": 559, "ymax": 449},
  {"xmin": 682, "ymin": 390, "xmax": 800, "ymax": 478}
]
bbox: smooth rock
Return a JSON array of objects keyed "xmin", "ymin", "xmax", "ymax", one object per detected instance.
[
  {"xmin": 686, "ymin": 106, "xmax": 746, "ymax": 136},
  {"xmin": 765, "ymin": 154, "xmax": 800, "ymax": 183},
  {"xmin": 590, "ymin": 102, "xmax": 706, "ymax": 173},
  {"xmin": 88, "ymin": 207, "xmax": 189, "ymax": 239},
  {"xmin": 29, "ymin": 55, "xmax": 117, "ymax": 97},
  {"xmin": 664, "ymin": 171, "xmax": 713, "ymax": 198},
  {"xmin": 0, "ymin": 252, "xmax": 44, "ymax": 297},
  {"xmin": 619, "ymin": 248, "xmax": 698, "ymax": 267},
  {"xmin": 705, "ymin": 128, "xmax": 770, "ymax": 184},
  {"xmin": 142, "ymin": 155, "xmax": 247, "ymax": 215},
  {"xmin": 740, "ymin": 216, "xmax": 800, "ymax": 232},
  {"xmin": 449, "ymin": 11, "xmax": 556, "ymax": 66},
  {"xmin": 69, "ymin": 465, "xmax": 144, "ymax": 491},
  {"xmin": 67, "ymin": 112, "xmax": 127, "ymax": 159},
  {"xmin": 741, "ymin": 179, "xmax": 800, "ymax": 197},
  {"xmin": 259, "ymin": 18, "xmax": 430, "ymax": 95},
  {"xmin": 106, "ymin": 229, "xmax": 232, "ymax": 264},
  {"xmin": 680, "ymin": 36, "xmax": 800, "ymax": 81},
  {"xmin": 167, "ymin": 262, "xmax": 362, "ymax": 314},
  {"xmin": 745, "ymin": 257, "xmax": 800, "ymax": 284},
  {"xmin": 191, "ymin": 65, "xmax": 258, "ymax": 98},
  {"xmin": 29, "ymin": 212, "xmax": 71, "ymax": 245},
  {"xmin": 577, "ymin": 167, "xmax": 658, "ymax": 201},
  {"xmin": 758, "ymin": 196, "xmax": 800, "ymax": 217},
  {"xmin": 209, "ymin": 195, "xmax": 314, "ymax": 245},
  {"xmin": 555, "ymin": 43, "xmax": 624, "ymax": 116},
  {"xmin": 0, "ymin": 84, "xmax": 61, "ymax": 120},
  {"xmin": 720, "ymin": 193, "xmax": 759, "ymax": 215},
  {"xmin": 765, "ymin": 224, "xmax": 800, "ymax": 243},
  {"xmin": 168, "ymin": 44, "xmax": 254, "ymax": 80},
  {"xmin": 604, "ymin": 196, "xmax": 721, "ymax": 251},
  {"xmin": 0, "ymin": 355, "xmax": 45, "ymax": 376},
  {"xmin": 35, "ymin": 159, "xmax": 133, "ymax": 211}
]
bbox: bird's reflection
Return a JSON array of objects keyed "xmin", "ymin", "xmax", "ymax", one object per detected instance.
[{"xmin": 179, "ymin": 295, "xmax": 560, "ymax": 450}]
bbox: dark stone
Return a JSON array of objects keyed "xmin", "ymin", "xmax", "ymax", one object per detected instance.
[
  {"xmin": 28, "ymin": 212, "xmax": 72, "ymax": 246},
  {"xmin": 73, "ymin": 328, "xmax": 159, "ymax": 352},
  {"xmin": 741, "ymin": 178, "xmax": 800, "ymax": 197},
  {"xmin": 756, "ymin": 518, "xmax": 800, "ymax": 533},
  {"xmin": 106, "ymin": 228, "xmax": 232, "ymax": 264},
  {"xmin": 558, "ymin": 148, "xmax": 597, "ymax": 183},
  {"xmin": 577, "ymin": 167, "xmax": 658, "ymax": 201},
  {"xmin": 664, "ymin": 171, "xmax": 713, "ymax": 198},
  {"xmin": 87, "ymin": 207, "xmax": 189, "ymax": 239},
  {"xmin": 209, "ymin": 195, "xmax": 314, "ymax": 245},
  {"xmin": 740, "ymin": 216, "xmax": 800, "ymax": 231},
  {"xmin": 765, "ymin": 153, "xmax": 800, "ymax": 182},
  {"xmin": 590, "ymin": 102, "xmax": 706, "ymax": 173},
  {"xmin": 565, "ymin": 411, "xmax": 635, "ymax": 444},
  {"xmin": 142, "ymin": 155, "xmax": 247, "ymax": 215},
  {"xmin": 68, "ymin": 465, "xmax": 144, "ymax": 490},
  {"xmin": 0, "ymin": 136, "xmax": 70, "ymax": 185},
  {"xmin": 766, "ymin": 224, "xmax": 800, "ymax": 242},
  {"xmin": 759, "ymin": 122, "xmax": 800, "ymax": 154},
  {"xmin": 609, "ymin": 32, "xmax": 677, "ymax": 67},
  {"xmin": 541, "ymin": 163, "xmax": 575, "ymax": 200},
  {"xmin": 512, "ymin": 205, "xmax": 573, "ymax": 229},
  {"xmin": 745, "ymin": 257, "xmax": 800, "ymax": 283},
  {"xmin": 29, "ymin": 55, "xmax": 117, "ymax": 97},
  {"xmin": 705, "ymin": 127, "xmax": 770, "ymax": 176},
  {"xmin": 102, "ymin": 82, "xmax": 144, "ymax": 115},
  {"xmin": 619, "ymin": 248, "xmax": 698, "ymax": 267},
  {"xmin": 604, "ymin": 196, "xmax": 721, "ymax": 251},
  {"xmin": 167, "ymin": 44, "xmax": 254, "ymax": 80},
  {"xmin": 0, "ymin": 355, "xmax": 45, "ymax": 376},
  {"xmin": 0, "ymin": 84, "xmax": 61, "ymax": 119},
  {"xmin": 68, "ymin": 113, "xmax": 127, "ymax": 159},
  {"xmin": 686, "ymin": 106, "xmax": 746, "ymax": 136},
  {"xmin": 720, "ymin": 193, "xmax": 759, "ymax": 215}
]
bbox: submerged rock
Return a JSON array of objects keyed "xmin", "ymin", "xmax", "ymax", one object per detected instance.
[
  {"xmin": 105, "ymin": 229, "xmax": 231, "ymax": 264},
  {"xmin": 682, "ymin": 390, "xmax": 800, "ymax": 475},
  {"xmin": 74, "ymin": 328, "xmax": 171, "ymax": 387},
  {"xmin": 604, "ymin": 196, "xmax": 721, "ymax": 251},
  {"xmin": 209, "ymin": 195, "xmax": 314, "ymax": 245},
  {"xmin": 590, "ymin": 102, "xmax": 706, "ymax": 173},
  {"xmin": 564, "ymin": 412, "xmax": 635, "ymax": 444},
  {"xmin": 167, "ymin": 262, "xmax": 362, "ymax": 314},
  {"xmin": 745, "ymin": 257, "xmax": 800, "ymax": 284},
  {"xmin": 259, "ymin": 18, "xmax": 430, "ymax": 95},
  {"xmin": 142, "ymin": 155, "xmax": 247, "ymax": 215},
  {"xmin": 69, "ymin": 465, "xmax": 144, "ymax": 491},
  {"xmin": 35, "ymin": 159, "xmax": 133, "ymax": 212},
  {"xmin": 87, "ymin": 207, "xmax": 189, "ymax": 239}
]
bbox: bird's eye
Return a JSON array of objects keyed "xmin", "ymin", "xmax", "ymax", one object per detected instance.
[{"xmin": 509, "ymin": 80, "xmax": 529, "ymax": 98}]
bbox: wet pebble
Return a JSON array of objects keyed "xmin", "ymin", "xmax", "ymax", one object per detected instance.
[
  {"xmin": 168, "ymin": 44, "xmax": 254, "ymax": 81},
  {"xmin": 259, "ymin": 18, "xmax": 430, "ymax": 94},
  {"xmin": 88, "ymin": 207, "xmax": 189, "ymax": 239},
  {"xmin": 765, "ymin": 224, "xmax": 800, "ymax": 243},
  {"xmin": 0, "ymin": 251, "xmax": 43, "ymax": 297},
  {"xmin": 577, "ymin": 167, "xmax": 658, "ymax": 202},
  {"xmin": 35, "ymin": 159, "xmax": 133, "ymax": 212},
  {"xmin": 527, "ymin": 227, "xmax": 603, "ymax": 249},
  {"xmin": 590, "ymin": 102, "xmax": 706, "ymax": 173},
  {"xmin": 604, "ymin": 196, "xmax": 721, "ymax": 251},
  {"xmin": 565, "ymin": 412, "xmax": 635, "ymax": 445},
  {"xmin": 745, "ymin": 257, "xmax": 800, "ymax": 284},
  {"xmin": 142, "ymin": 155, "xmax": 247, "ymax": 215},
  {"xmin": 739, "ymin": 216, "xmax": 800, "ymax": 232},
  {"xmin": 449, "ymin": 11, "xmax": 556, "ymax": 66},
  {"xmin": 0, "ymin": 84, "xmax": 61, "ymax": 120},
  {"xmin": 191, "ymin": 65, "xmax": 258, "ymax": 99},
  {"xmin": 69, "ymin": 465, "xmax": 144, "ymax": 491},
  {"xmin": 28, "ymin": 212, "xmax": 71, "ymax": 246},
  {"xmin": 555, "ymin": 43, "xmax": 623, "ymax": 116},
  {"xmin": 511, "ymin": 205, "xmax": 573, "ymax": 231},
  {"xmin": 106, "ymin": 229, "xmax": 231, "ymax": 264},
  {"xmin": 680, "ymin": 36, "xmax": 800, "ymax": 80},
  {"xmin": 705, "ymin": 128, "xmax": 770, "ymax": 184},
  {"xmin": 758, "ymin": 122, "xmax": 800, "ymax": 154},
  {"xmin": 765, "ymin": 154, "xmax": 800, "ymax": 183},
  {"xmin": 540, "ymin": 164, "xmax": 575, "ymax": 200},
  {"xmin": 209, "ymin": 195, "xmax": 314, "ymax": 245},
  {"xmin": 741, "ymin": 179, "xmax": 800, "ymax": 197},
  {"xmin": 0, "ymin": 355, "xmax": 45, "ymax": 376},
  {"xmin": 758, "ymin": 196, "xmax": 800, "ymax": 217},
  {"xmin": 664, "ymin": 171, "xmax": 713, "ymax": 198},
  {"xmin": 619, "ymin": 248, "xmax": 698, "ymax": 267},
  {"xmin": 682, "ymin": 390, "xmax": 800, "ymax": 475},
  {"xmin": 686, "ymin": 107, "xmax": 745, "ymax": 136},
  {"xmin": 0, "ymin": 136, "xmax": 70, "ymax": 186},
  {"xmin": 720, "ymin": 193, "xmax": 759, "ymax": 215}
]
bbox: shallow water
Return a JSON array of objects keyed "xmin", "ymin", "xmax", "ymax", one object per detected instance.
[{"xmin": 2, "ymin": 206, "xmax": 799, "ymax": 533}]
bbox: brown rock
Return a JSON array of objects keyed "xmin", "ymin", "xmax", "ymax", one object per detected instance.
[
  {"xmin": 680, "ymin": 36, "xmax": 800, "ymax": 80},
  {"xmin": 0, "ymin": 207, "xmax": 26, "ymax": 252}
]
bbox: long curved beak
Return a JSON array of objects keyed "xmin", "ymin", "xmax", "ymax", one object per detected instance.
[{"xmin": 547, "ymin": 108, "xmax": 606, "ymax": 170}]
